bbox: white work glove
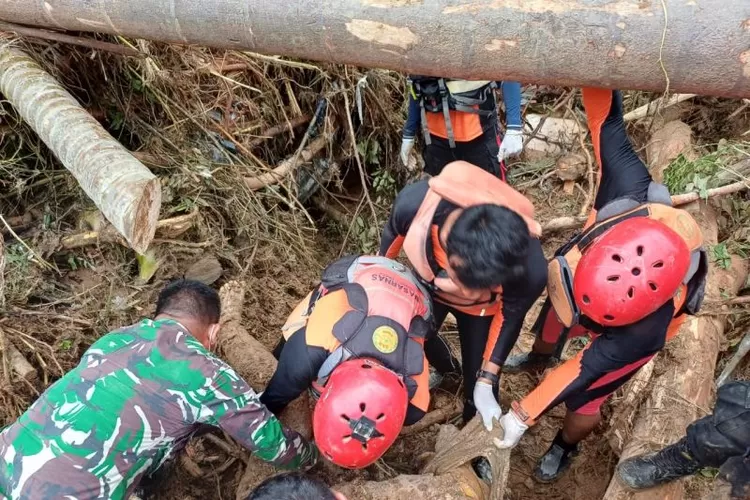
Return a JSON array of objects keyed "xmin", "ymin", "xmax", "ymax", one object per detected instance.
[
  {"xmin": 400, "ymin": 137, "xmax": 415, "ymax": 168},
  {"xmin": 493, "ymin": 410, "xmax": 529, "ymax": 449},
  {"xmin": 498, "ymin": 128, "xmax": 524, "ymax": 162},
  {"xmin": 473, "ymin": 380, "xmax": 502, "ymax": 431}
]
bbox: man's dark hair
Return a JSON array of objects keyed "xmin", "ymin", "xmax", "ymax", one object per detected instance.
[
  {"xmin": 446, "ymin": 204, "xmax": 530, "ymax": 290},
  {"xmin": 247, "ymin": 473, "xmax": 336, "ymax": 500},
  {"xmin": 155, "ymin": 279, "xmax": 221, "ymax": 325}
]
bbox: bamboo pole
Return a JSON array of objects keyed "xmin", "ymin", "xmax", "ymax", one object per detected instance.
[{"xmin": 0, "ymin": 45, "xmax": 161, "ymax": 254}]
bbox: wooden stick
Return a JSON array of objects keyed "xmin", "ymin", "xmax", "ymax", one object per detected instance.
[
  {"xmin": 0, "ymin": 21, "xmax": 144, "ymax": 58},
  {"xmin": 607, "ymin": 357, "xmax": 656, "ymax": 455},
  {"xmin": 248, "ymin": 114, "xmax": 311, "ymax": 149},
  {"xmin": 669, "ymin": 179, "xmax": 749, "ymax": 205},
  {"xmin": 542, "ymin": 179, "xmax": 750, "ymax": 235},
  {"xmin": 623, "ymin": 94, "xmax": 697, "ymax": 122},
  {"xmin": 60, "ymin": 211, "xmax": 198, "ymax": 250},
  {"xmin": 244, "ymin": 135, "xmax": 327, "ymax": 190},
  {"xmin": 400, "ymin": 403, "xmax": 461, "ymax": 436}
]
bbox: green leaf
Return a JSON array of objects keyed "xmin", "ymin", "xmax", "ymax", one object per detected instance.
[
  {"xmin": 136, "ymin": 250, "xmax": 160, "ymax": 283},
  {"xmin": 60, "ymin": 339, "xmax": 73, "ymax": 351}
]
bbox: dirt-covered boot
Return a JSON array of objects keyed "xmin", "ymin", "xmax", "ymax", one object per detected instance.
[
  {"xmin": 535, "ymin": 431, "xmax": 579, "ymax": 483},
  {"xmin": 616, "ymin": 438, "xmax": 701, "ymax": 490},
  {"xmin": 503, "ymin": 351, "xmax": 557, "ymax": 374}
]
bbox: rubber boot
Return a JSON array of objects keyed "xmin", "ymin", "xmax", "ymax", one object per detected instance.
[
  {"xmin": 535, "ymin": 431, "xmax": 579, "ymax": 483},
  {"xmin": 503, "ymin": 351, "xmax": 557, "ymax": 374},
  {"xmin": 617, "ymin": 438, "xmax": 701, "ymax": 490}
]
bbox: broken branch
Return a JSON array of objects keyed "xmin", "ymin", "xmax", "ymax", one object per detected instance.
[
  {"xmin": 0, "ymin": 21, "xmax": 144, "ymax": 58},
  {"xmin": 542, "ymin": 178, "xmax": 750, "ymax": 235},
  {"xmin": 400, "ymin": 402, "xmax": 462, "ymax": 436},
  {"xmin": 244, "ymin": 135, "xmax": 327, "ymax": 190},
  {"xmin": 60, "ymin": 211, "xmax": 198, "ymax": 250},
  {"xmin": 248, "ymin": 114, "xmax": 311, "ymax": 149},
  {"xmin": 623, "ymin": 94, "xmax": 696, "ymax": 122}
]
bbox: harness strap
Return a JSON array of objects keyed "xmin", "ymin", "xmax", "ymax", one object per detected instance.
[
  {"xmin": 420, "ymin": 99, "xmax": 432, "ymax": 146},
  {"xmin": 439, "ymin": 79, "xmax": 456, "ymax": 148}
]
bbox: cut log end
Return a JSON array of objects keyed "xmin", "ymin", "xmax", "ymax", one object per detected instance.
[{"xmin": 128, "ymin": 177, "xmax": 162, "ymax": 254}]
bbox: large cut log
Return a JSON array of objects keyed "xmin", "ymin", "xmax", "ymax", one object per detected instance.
[
  {"xmin": 1, "ymin": 2, "xmax": 750, "ymax": 97},
  {"xmin": 334, "ymin": 425, "xmax": 489, "ymax": 500},
  {"xmin": 423, "ymin": 416, "xmax": 509, "ymax": 500},
  {"xmin": 603, "ymin": 202, "xmax": 749, "ymax": 500},
  {"xmin": 218, "ymin": 281, "xmax": 312, "ymax": 500},
  {"xmin": 0, "ymin": 45, "xmax": 161, "ymax": 254}
]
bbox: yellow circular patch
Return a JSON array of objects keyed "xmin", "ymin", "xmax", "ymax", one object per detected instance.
[{"xmin": 372, "ymin": 326, "xmax": 399, "ymax": 354}]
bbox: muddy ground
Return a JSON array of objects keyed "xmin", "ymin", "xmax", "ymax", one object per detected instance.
[{"xmin": 1, "ymin": 38, "xmax": 749, "ymax": 500}]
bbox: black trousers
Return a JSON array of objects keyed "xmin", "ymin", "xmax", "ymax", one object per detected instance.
[
  {"xmin": 423, "ymin": 127, "xmax": 504, "ymax": 179},
  {"xmin": 423, "ymin": 301, "xmax": 496, "ymax": 422},
  {"xmin": 686, "ymin": 381, "xmax": 750, "ymax": 497}
]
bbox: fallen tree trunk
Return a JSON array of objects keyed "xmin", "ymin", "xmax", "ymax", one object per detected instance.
[
  {"xmin": 0, "ymin": 45, "xmax": 160, "ymax": 254},
  {"xmin": 1, "ymin": 3, "xmax": 749, "ymax": 97},
  {"xmin": 335, "ymin": 424, "xmax": 488, "ymax": 500},
  {"xmin": 333, "ymin": 468, "xmax": 486, "ymax": 500},
  {"xmin": 218, "ymin": 281, "xmax": 312, "ymax": 500},
  {"xmin": 603, "ymin": 202, "xmax": 749, "ymax": 499}
]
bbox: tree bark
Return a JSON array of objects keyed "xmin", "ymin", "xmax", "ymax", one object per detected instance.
[
  {"xmin": 334, "ymin": 424, "xmax": 488, "ymax": 500},
  {"xmin": 333, "ymin": 468, "xmax": 487, "ymax": 500},
  {"xmin": 217, "ymin": 281, "xmax": 313, "ymax": 500},
  {"xmin": 603, "ymin": 202, "xmax": 750, "ymax": 500},
  {"xmin": 0, "ymin": 45, "xmax": 161, "ymax": 254},
  {"xmin": 1, "ymin": 2, "xmax": 750, "ymax": 97}
]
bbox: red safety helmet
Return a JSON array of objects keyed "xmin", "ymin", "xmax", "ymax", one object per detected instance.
[
  {"xmin": 573, "ymin": 217, "xmax": 691, "ymax": 326},
  {"xmin": 313, "ymin": 358, "xmax": 408, "ymax": 469}
]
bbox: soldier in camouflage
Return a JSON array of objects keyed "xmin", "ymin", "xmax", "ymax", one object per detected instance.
[{"xmin": 0, "ymin": 280, "xmax": 318, "ymax": 500}]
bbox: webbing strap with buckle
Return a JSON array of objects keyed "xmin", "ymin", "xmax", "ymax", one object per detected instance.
[{"xmin": 438, "ymin": 79, "xmax": 456, "ymax": 148}]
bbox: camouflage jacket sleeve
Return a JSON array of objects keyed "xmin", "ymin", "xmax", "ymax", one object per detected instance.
[{"xmin": 196, "ymin": 360, "xmax": 318, "ymax": 470}]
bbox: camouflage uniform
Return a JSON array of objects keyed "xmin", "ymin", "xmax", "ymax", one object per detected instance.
[{"xmin": 0, "ymin": 319, "xmax": 317, "ymax": 500}]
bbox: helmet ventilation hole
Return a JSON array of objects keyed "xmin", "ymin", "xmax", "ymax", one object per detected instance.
[
  {"xmin": 636, "ymin": 245, "xmax": 644, "ymax": 256},
  {"xmin": 631, "ymin": 267, "xmax": 641, "ymax": 276},
  {"xmin": 582, "ymin": 295, "xmax": 591, "ymax": 304},
  {"xmin": 627, "ymin": 287, "xmax": 635, "ymax": 298},
  {"xmin": 362, "ymin": 364, "xmax": 373, "ymax": 369},
  {"xmin": 398, "ymin": 379, "xmax": 405, "ymax": 389},
  {"xmin": 648, "ymin": 281, "xmax": 658, "ymax": 291},
  {"xmin": 376, "ymin": 413, "xmax": 385, "ymax": 421},
  {"xmin": 362, "ymin": 442, "xmax": 368, "ymax": 451},
  {"xmin": 607, "ymin": 275, "xmax": 620, "ymax": 282},
  {"xmin": 652, "ymin": 261, "xmax": 664, "ymax": 268},
  {"xmin": 359, "ymin": 403, "xmax": 366, "ymax": 413},
  {"xmin": 341, "ymin": 414, "xmax": 351, "ymax": 422},
  {"xmin": 612, "ymin": 254, "xmax": 623, "ymax": 263},
  {"xmin": 604, "ymin": 314, "xmax": 615, "ymax": 321}
]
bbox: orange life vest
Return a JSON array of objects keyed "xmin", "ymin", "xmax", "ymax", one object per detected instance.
[
  {"xmin": 281, "ymin": 255, "xmax": 433, "ymax": 411},
  {"xmin": 547, "ymin": 184, "xmax": 708, "ymax": 339},
  {"xmin": 402, "ymin": 161, "xmax": 542, "ymax": 315}
]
